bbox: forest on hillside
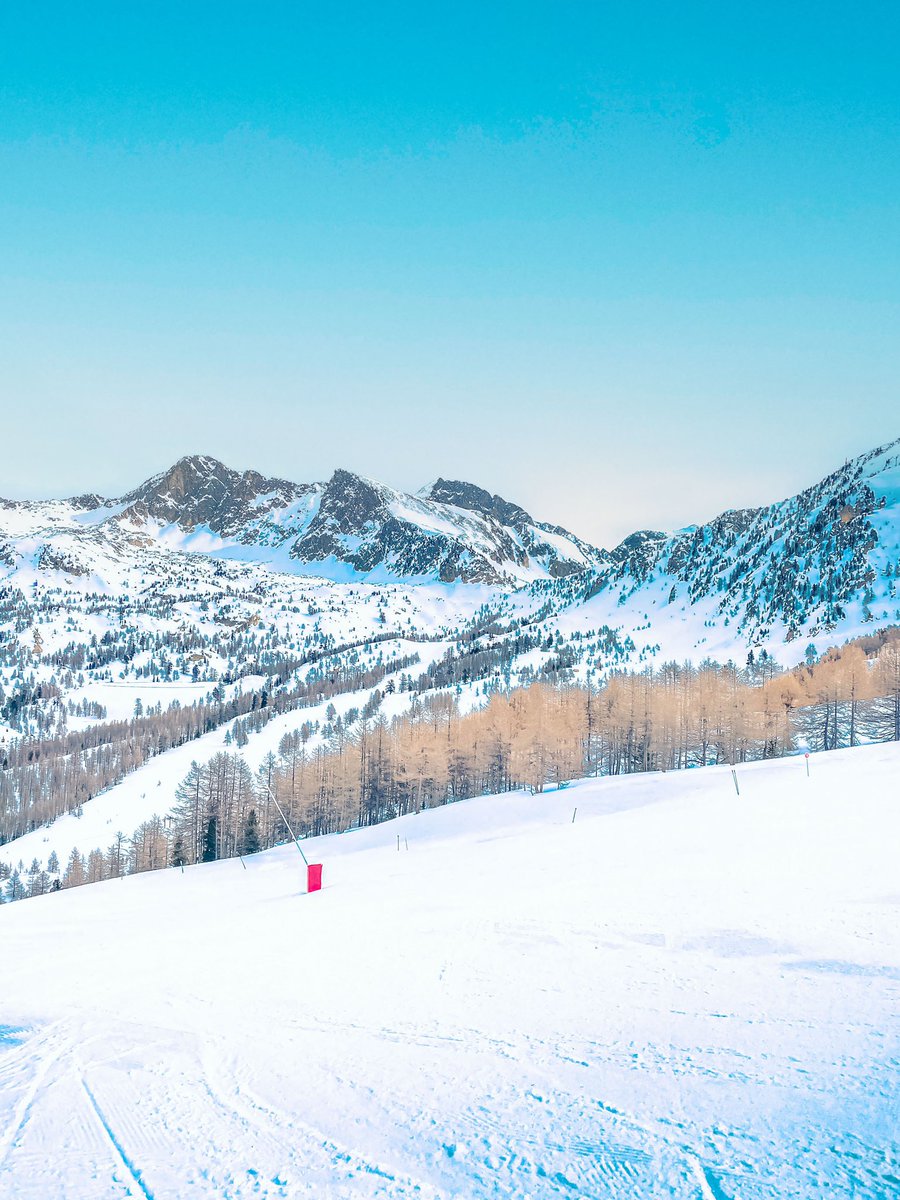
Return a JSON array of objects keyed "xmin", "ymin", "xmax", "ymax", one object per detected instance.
[{"xmin": 4, "ymin": 631, "xmax": 899, "ymax": 901}]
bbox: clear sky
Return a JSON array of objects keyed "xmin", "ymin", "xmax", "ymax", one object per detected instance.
[{"xmin": 1, "ymin": 2, "xmax": 898, "ymax": 546}]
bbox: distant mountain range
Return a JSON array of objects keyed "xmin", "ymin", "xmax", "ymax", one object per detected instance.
[
  {"xmin": 1, "ymin": 437, "xmax": 898, "ymax": 658},
  {"xmin": 0, "ymin": 454, "xmax": 606, "ymax": 586}
]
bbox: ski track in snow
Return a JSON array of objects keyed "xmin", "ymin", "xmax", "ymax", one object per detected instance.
[
  {"xmin": 2, "ymin": 744, "xmax": 900, "ymax": 1198},
  {"xmin": 80, "ymin": 1075, "xmax": 155, "ymax": 1200}
]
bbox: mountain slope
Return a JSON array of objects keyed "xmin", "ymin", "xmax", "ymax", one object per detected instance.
[
  {"xmin": 480, "ymin": 438, "xmax": 900, "ymax": 669},
  {"xmin": 2, "ymin": 743, "xmax": 898, "ymax": 1198},
  {"xmin": 586, "ymin": 437, "xmax": 900, "ymax": 646}
]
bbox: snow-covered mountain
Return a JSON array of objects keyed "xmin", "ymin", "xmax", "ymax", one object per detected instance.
[
  {"xmin": 0, "ymin": 455, "xmax": 605, "ymax": 587},
  {"xmin": 600, "ymin": 438, "xmax": 898, "ymax": 644},
  {"xmin": 3, "ymin": 438, "xmax": 897, "ymax": 629},
  {"xmin": 0, "ymin": 438, "xmax": 897, "ymax": 739}
]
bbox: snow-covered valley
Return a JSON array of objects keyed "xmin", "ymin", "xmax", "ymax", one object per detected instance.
[{"xmin": 2, "ymin": 743, "xmax": 898, "ymax": 1199}]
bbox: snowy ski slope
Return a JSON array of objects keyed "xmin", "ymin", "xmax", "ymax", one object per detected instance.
[{"xmin": 1, "ymin": 743, "xmax": 899, "ymax": 1198}]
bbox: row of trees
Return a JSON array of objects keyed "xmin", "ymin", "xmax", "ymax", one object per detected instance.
[
  {"xmin": 249, "ymin": 638, "xmax": 899, "ymax": 841},
  {"xmin": 6, "ymin": 632, "xmax": 894, "ymax": 900}
]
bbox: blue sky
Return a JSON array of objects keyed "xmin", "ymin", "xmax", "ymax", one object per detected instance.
[{"xmin": 1, "ymin": 2, "xmax": 898, "ymax": 544}]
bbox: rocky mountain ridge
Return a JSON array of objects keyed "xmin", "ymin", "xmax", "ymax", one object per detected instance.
[
  {"xmin": 0, "ymin": 438, "xmax": 898, "ymax": 658},
  {"xmin": 596, "ymin": 439, "xmax": 897, "ymax": 645},
  {"xmin": 0, "ymin": 455, "xmax": 606, "ymax": 585}
]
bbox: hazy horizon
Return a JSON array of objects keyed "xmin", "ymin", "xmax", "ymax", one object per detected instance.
[{"xmin": 2, "ymin": 432, "xmax": 897, "ymax": 550}]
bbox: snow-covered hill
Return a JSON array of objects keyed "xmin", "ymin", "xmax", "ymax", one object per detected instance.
[{"xmin": 2, "ymin": 743, "xmax": 898, "ymax": 1198}]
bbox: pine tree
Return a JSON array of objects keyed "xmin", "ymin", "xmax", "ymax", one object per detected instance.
[
  {"xmin": 201, "ymin": 815, "xmax": 218, "ymax": 863},
  {"xmin": 242, "ymin": 808, "xmax": 260, "ymax": 855},
  {"xmin": 27, "ymin": 857, "xmax": 41, "ymax": 897},
  {"xmin": 172, "ymin": 760, "xmax": 205, "ymax": 865},
  {"xmin": 5, "ymin": 869, "xmax": 25, "ymax": 902}
]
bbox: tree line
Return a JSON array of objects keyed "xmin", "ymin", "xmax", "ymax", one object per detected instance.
[{"xmin": 5, "ymin": 631, "xmax": 898, "ymax": 902}]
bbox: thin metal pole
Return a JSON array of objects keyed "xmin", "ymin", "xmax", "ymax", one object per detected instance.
[
  {"xmin": 731, "ymin": 769, "xmax": 740, "ymax": 797},
  {"xmin": 261, "ymin": 781, "xmax": 309, "ymax": 866}
]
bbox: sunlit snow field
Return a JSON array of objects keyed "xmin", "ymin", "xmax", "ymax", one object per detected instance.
[{"xmin": 1, "ymin": 744, "xmax": 898, "ymax": 1198}]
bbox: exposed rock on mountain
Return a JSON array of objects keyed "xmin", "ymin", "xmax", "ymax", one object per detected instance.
[
  {"xmin": 116, "ymin": 454, "xmax": 314, "ymax": 536},
  {"xmin": 0, "ymin": 438, "xmax": 897, "ymax": 656},
  {"xmin": 283, "ymin": 470, "xmax": 603, "ymax": 583}
]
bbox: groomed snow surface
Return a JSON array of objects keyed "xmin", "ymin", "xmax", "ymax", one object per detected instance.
[{"xmin": 2, "ymin": 744, "xmax": 899, "ymax": 1199}]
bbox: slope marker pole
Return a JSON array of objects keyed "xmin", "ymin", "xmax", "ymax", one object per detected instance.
[
  {"xmin": 731, "ymin": 769, "xmax": 740, "ymax": 797},
  {"xmin": 571, "ymin": 807, "xmax": 578, "ymax": 823},
  {"xmin": 261, "ymin": 781, "xmax": 309, "ymax": 866}
]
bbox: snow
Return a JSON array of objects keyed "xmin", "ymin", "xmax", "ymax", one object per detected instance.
[
  {"xmin": 65, "ymin": 678, "xmax": 217, "ymax": 723},
  {"xmin": 388, "ymin": 497, "xmax": 476, "ymax": 543},
  {"xmin": 0, "ymin": 727, "xmax": 226, "ymax": 871},
  {"xmin": 1, "ymin": 743, "xmax": 898, "ymax": 1198},
  {"xmin": 527, "ymin": 524, "xmax": 590, "ymax": 565}
]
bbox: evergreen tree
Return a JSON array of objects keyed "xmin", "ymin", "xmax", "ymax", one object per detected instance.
[
  {"xmin": 242, "ymin": 809, "xmax": 260, "ymax": 855},
  {"xmin": 27, "ymin": 857, "xmax": 41, "ymax": 897},
  {"xmin": 5, "ymin": 869, "xmax": 25, "ymax": 902},
  {"xmin": 201, "ymin": 814, "xmax": 218, "ymax": 863},
  {"xmin": 172, "ymin": 760, "xmax": 204, "ymax": 865}
]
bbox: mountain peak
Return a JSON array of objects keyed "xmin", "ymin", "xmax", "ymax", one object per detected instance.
[
  {"xmin": 317, "ymin": 469, "xmax": 392, "ymax": 529},
  {"xmin": 147, "ymin": 454, "xmax": 231, "ymax": 498},
  {"xmin": 170, "ymin": 452, "xmax": 227, "ymax": 476},
  {"xmin": 326, "ymin": 467, "xmax": 389, "ymax": 495},
  {"xmin": 119, "ymin": 456, "xmax": 309, "ymax": 534},
  {"xmin": 425, "ymin": 478, "xmax": 534, "ymax": 530}
]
